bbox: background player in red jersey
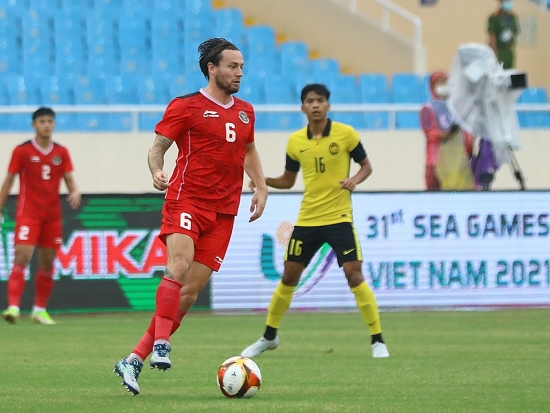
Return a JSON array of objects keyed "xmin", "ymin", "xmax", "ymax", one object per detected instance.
[
  {"xmin": 0, "ymin": 107, "xmax": 81, "ymax": 325},
  {"xmin": 114, "ymin": 38, "xmax": 268, "ymax": 395}
]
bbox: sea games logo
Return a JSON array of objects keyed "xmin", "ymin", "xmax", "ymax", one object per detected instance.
[{"xmin": 259, "ymin": 221, "xmax": 336, "ymax": 297}]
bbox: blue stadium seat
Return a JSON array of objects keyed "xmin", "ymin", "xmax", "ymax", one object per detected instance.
[
  {"xmin": 244, "ymin": 53, "xmax": 279, "ymax": 81},
  {"xmin": 6, "ymin": 74, "xmax": 42, "ymax": 105},
  {"xmin": 92, "ymin": 0, "xmax": 124, "ymax": 14},
  {"xmin": 268, "ymin": 113, "xmax": 304, "ymax": 131},
  {"xmin": 245, "ymin": 26, "xmax": 276, "ymax": 56},
  {"xmin": 60, "ymin": 0, "xmax": 89, "ymax": 13},
  {"xmin": 105, "ymin": 75, "xmax": 138, "ymax": 104},
  {"xmin": 329, "ymin": 75, "xmax": 358, "ymax": 103},
  {"xmin": 359, "ymin": 74, "xmax": 389, "ymax": 130},
  {"xmin": 392, "ymin": 73, "xmax": 423, "ymax": 129},
  {"xmin": 264, "ymin": 76, "xmax": 301, "ymax": 130},
  {"xmin": 264, "ymin": 76, "xmax": 296, "ymax": 104},
  {"xmin": 168, "ymin": 74, "xmax": 204, "ymax": 98},
  {"xmin": 28, "ymin": 0, "xmax": 57, "ymax": 20},
  {"xmin": 53, "ymin": 112, "xmax": 80, "ymax": 132},
  {"xmin": 86, "ymin": 16, "xmax": 117, "ymax": 76},
  {"xmin": 328, "ymin": 75, "xmax": 363, "ymax": 128},
  {"xmin": 182, "ymin": 9, "xmax": 213, "ymax": 46},
  {"xmin": 280, "ymin": 41, "xmax": 310, "ymax": 77},
  {"xmin": 214, "ymin": 8, "xmax": 244, "ymax": 45},
  {"xmin": 392, "ymin": 73, "xmax": 423, "ymax": 103},
  {"xmin": 153, "ymin": 0, "xmax": 184, "ymax": 12},
  {"xmin": 311, "ymin": 58, "xmax": 340, "ymax": 85},
  {"xmin": 293, "ymin": 72, "xmax": 314, "ymax": 98},
  {"xmin": 183, "ymin": 0, "xmax": 212, "ymax": 14},
  {"xmin": 236, "ymin": 77, "xmax": 265, "ymax": 104},
  {"xmin": 518, "ymin": 87, "xmax": 550, "ymax": 128},
  {"xmin": 0, "ymin": 1, "xmax": 25, "ymax": 20},
  {"xmin": 0, "ymin": 39, "xmax": 21, "ymax": 75},
  {"xmin": 73, "ymin": 74, "xmax": 110, "ymax": 132},
  {"xmin": 150, "ymin": 12, "xmax": 180, "ymax": 73},
  {"xmin": 137, "ymin": 77, "xmax": 167, "ymax": 131},
  {"xmin": 41, "ymin": 75, "xmax": 74, "ymax": 105},
  {"xmin": 73, "ymin": 75, "xmax": 106, "ymax": 104}
]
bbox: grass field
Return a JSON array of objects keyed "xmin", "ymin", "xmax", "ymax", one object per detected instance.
[{"xmin": 1, "ymin": 309, "xmax": 549, "ymax": 413}]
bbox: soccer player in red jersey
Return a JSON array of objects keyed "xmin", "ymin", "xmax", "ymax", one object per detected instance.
[
  {"xmin": 0, "ymin": 107, "xmax": 81, "ymax": 325},
  {"xmin": 114, "ymin": 38, "xmax": 268, "ymax": 395}
]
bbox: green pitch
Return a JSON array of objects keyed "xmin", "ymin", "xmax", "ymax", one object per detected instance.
[{"xmin": 1, "ymin": 309, "xmax": 548, "ymax": 413}]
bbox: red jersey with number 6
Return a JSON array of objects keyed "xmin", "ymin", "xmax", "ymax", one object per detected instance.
[
  {"xmin": 8, "ymin": 139, "xmax": 74, "ymax": 221},
  {"xmin": 155, "ymin": 90, "xmax": 255, "ymax": 215}
]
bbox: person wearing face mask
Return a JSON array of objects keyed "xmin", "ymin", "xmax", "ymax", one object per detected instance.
[
  {"xmin": 488, "ymin": 0, "xmax": 520, "ymax": 69},
  {"xmin": 420, "ymin": 72, "xmax": 475, "ymax": 191}
]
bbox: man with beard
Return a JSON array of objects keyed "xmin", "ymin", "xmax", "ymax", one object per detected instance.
[{"xmin": 113, "ymin": 38, "xmax": 268, "ymax": 395}]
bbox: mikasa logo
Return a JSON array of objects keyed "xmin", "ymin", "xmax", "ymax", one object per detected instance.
[{"xmin": 204, "ymin": 110, "xmax": 219, "ymax": 117}]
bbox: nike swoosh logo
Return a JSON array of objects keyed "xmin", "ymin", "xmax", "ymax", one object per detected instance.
[
  {"xmin": 343, "ymin": 248, "xmax": 355, "ymax": 255},
  {"xmin": 300, "ymin": 149, "xmax": 309, "ymax": 153}
]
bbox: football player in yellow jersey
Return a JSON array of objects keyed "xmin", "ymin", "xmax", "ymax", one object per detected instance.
[{"xmin": 242, "ymin": 84, "xmax": 389, "ymax": 359}]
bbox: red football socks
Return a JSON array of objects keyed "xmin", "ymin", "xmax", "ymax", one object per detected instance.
[
  {"xmin": 132, "ymin": 309, "xmax": 187, "ymax": 360},
  {"xmin": 7, "ymin": 264, "xmax": 26, "ymax": 307},
  {"xmin": 34, "ymin": 268, "xmax": 55, "ymax": 308},
  {"xmin": 153, "ymin": 277, "xmax": 183, "ymax": 341}
]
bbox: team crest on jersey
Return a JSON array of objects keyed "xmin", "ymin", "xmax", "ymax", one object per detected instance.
[
  {"xmin": 239, "ymin": 111, "xmax": 249, "ymax": 124},
  {"xmin": 51, "ymin": 156, "xmax": 62, "ymax": 166},
  {"xmin": 329, "ymin": 142, "xmax": 340, "ymax": 155}
]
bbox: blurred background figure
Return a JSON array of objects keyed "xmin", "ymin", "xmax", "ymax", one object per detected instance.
[
  {"xmin": 488, "ymin": 0, "xmax": 520, "ymax": 69},
  {"xmin": 420, "ymin": 72, "xmax": 475, "ymax": 191}
]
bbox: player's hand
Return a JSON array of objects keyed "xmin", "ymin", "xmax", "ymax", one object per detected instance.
[
  {"xmin": 67, "ymin": 191, "xmax": 81, "ymax": 209},
  {"xmin": 339, "ymin": 179, "xmax": 357, "ymax": 192},
  {"xmin": 153, "ymin": 170, "xmax": 170, "ymax": 191},
  {"xmin": 249, "ymin": 187, "xmax": 267, "ymax": 222},
  {"xmin": 248, "ymin": 180, "xmax": 257, "ymax": 192}
]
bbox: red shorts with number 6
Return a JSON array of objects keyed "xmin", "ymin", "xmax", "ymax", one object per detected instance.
[
  {"xmin": 14, "ymin": 216, "xmax": 63, "ymax": 249},
  {"xmin": 158, "ymin": 199, "xmax": 235, "ymax": 272}
]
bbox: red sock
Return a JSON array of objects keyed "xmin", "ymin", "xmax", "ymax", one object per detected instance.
[
  {"xmin": 133, "ymin": 310, "xmax": 187, "ymax": 360},
  {"xmin": 154, "ymin": 277, "xmax": 182, "ymax": 341},
  {"xmin": 7, "ymin": 264, "xmax": 26, "ymax": 307},
  {"xmin": 34, "ymin": 268, "xmax": 55, "ymax": 308}
]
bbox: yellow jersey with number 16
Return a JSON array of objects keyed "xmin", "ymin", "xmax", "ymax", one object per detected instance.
[{"xmin": 285, "ymin": 119, "xmax": 366, "ymax": 227}]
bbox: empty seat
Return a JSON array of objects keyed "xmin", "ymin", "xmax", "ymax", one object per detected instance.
[
  {"xmin": 245, "ymin": 26, "xmax": 276, "ymax": 56},
  {"xmin": 244, "ymin": 53, "xmax": 279, "ymax": 80},
  {"xmin": 268, "ymin": 113, "xmax": 304, "ymax": 131},
  {"xmin": 6, "ymin": 74, "xmax": 42, "ymax": 105},
  {"xmin": 73, "ymin": 75, "xmax": 106, "ymax": 104},
  {"xmin": 182, "ymin": 9, "xmax": 213, "ymax": 45},
  {"xmin": 359, "ymin": 73, "xmax": 389, "ymax": 130},
  {"xmin": 264, "ymin": 76, "xmax": 296, "ymax": 104},
  {"xmin": 392, "ymin": 73, "xmax": 423, "ymax": 129},
  {"xmin": 329, "ymin": 75, "xmax": 358, "ymax": 103},
  {"xmin": 280, "ymin": 41, "xmax": 310, "ymax": 77},
  {"xmin": 518, "ymin": 87, "xmax": 550, "ymax": 128},
  {"xmin": 153, "ymin": 0, "xmax": 184, "ymax": 12},
  {"xmin": 311, "ymin": 58, "xmax": 339, "ymax": 85},
  {"xmin": 183, "ymin": 0, "xmax": 212, "ymax": 14},
  {"xmin": 41, "ymin": 75, "xmax": 74, "ymax": 104},
  {"xmin": 236, "ymin": 78, "xmax": 265, "ymax": 104},
  {"xmin": 214, "ymin": 8, "xmax": 244, "ymax": 45}
]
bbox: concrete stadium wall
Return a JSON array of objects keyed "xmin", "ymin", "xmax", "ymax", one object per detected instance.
[{"xmin": 1, "ymin": 130, "xmax": 548, "ymax": 194}]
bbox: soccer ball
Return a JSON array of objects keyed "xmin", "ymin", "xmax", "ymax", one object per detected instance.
[{"xmin": 217, "ymin": 356, "xmax": 262, "ymax": 398}]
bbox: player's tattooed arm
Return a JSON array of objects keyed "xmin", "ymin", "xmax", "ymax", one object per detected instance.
[{"xmin": 148, "ymin": 134, "xmax": 173, "ymax": 191}]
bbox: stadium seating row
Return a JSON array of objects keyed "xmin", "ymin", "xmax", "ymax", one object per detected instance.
[{"xmin": 0, "ymin": 0, "xmax": 549, "ymax": 131}]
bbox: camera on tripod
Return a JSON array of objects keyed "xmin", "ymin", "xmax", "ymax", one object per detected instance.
[{"xmin": 448, "ymin": 43, "xmax": 527, "ymax": 190}]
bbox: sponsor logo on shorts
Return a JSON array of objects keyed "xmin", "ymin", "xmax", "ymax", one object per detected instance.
[
  {"xmin": 343, "ymin": 248, "xmax": 355, "ymax": 255},
  {"xmin": 215, "ymin": 256, "xmax": 224, "ymax": 265},
  {"xmin": 54, "ymin": 237, "xmax": 63, "ymax": 245}
]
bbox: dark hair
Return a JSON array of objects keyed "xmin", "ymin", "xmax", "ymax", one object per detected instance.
[
  {"xmin": 198, "ymin": 38, "xmax": 239, "ymax": 79},
  {"xmin": 32, "ymin": 107, "xmax": 55, "ymax": 121},
  {"xmin": 300, "ymin": 83, "xmax": 331, "ymax": 103}
]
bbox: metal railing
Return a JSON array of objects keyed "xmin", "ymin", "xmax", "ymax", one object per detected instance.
[{"xmin": 1, "ymin": 104, "xmax": 549, "ymax": 133}]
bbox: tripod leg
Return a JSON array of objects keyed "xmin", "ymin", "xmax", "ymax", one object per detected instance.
[{"xmin": 507, "ymin": 146, "xmax": 526, "ymax": 190}]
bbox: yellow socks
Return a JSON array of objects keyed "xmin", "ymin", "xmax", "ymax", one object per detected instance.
[
  {"xmin": 351, "ymin": 281, "xmax": 382, "ymax": 335},
  {"xmin": 266, "ymin": 281, "xmax": 295, "ymax": 328}
]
